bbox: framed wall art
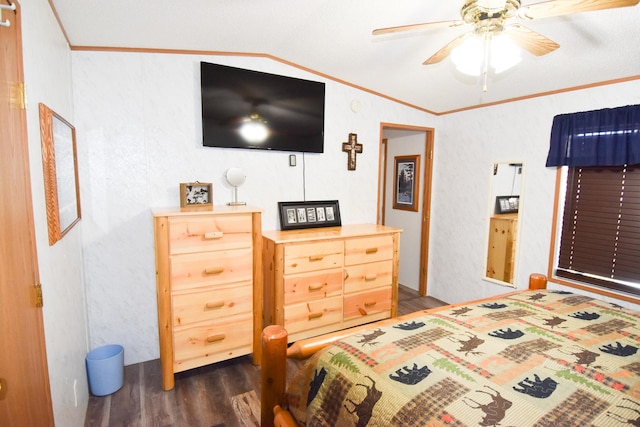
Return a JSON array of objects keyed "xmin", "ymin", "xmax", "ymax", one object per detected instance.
[
  {"xmin": 278, "ymin": 200, "xmax": 341, "ymax": 231},
  {"xmin": 393, "ymin": 154, "xmax": 420, "ymax": 212},
  {"xmin": 180, "ymin": 182, "xmax": 213, "ymax": 210}
]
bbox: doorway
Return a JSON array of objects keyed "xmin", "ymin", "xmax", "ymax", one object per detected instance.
[
  {"xmin": 377, "ymin": 123, "xmax": 434, "ymax": 296},
  {"xmin": 0, "ymin": 1, "xmax": 55, "ymax": 424}
]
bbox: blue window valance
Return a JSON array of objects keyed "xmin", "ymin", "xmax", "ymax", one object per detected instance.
[{"xmin": 546, "ymin": 104, "xmax": 640, "ymax": 167}]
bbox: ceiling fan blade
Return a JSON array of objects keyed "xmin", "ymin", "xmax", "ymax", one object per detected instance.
[
  {"xmin": 520, "ymin": 0, "xmax": 639, "ymax": 20},
  {"xmin": 372, "ymin": 19, "xmax": 464, "ymax": 36},
  {"xmin": 423, "ymin": 33, "xmax": 472, "ymax": 65},
  {"xmin": 506, "ymin": 24, "xmax": 560, "ymax": 56}
]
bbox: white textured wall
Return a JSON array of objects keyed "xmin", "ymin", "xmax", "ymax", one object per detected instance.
[
  {"xmin": 71, "ymin": 48, "xmax": 640, "ymax": 367},
  {"xmin": 21, "ymin": 0, "xmax": 89, "ymax": 425},
  {"xmin": 71, "ymin": 51, "xmax": 439, "ymax": 364},
  {"xmin": 431, "ymin": 80, "xmax": 640, "ymax": 308}
]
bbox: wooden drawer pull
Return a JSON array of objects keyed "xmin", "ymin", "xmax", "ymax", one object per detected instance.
[
  {"xmin": 205, "ymin": 301, "xmax": 225, "ymax": 310},
  {"xmin": 365, "ymin": 247, "xmax": 378, "ymax": 254},
  {"xmin": 364, "ymin": 301, "xmax": 377, "ymax": 307},
  {"xmin": 204, "ymin": 267, "xmax": 224, "ymax": 275},
  {"xmin": 364, "ymin": 274, "xmax": 377, "ymax": 282},
  {"xmin": 308, "ymin": 283, "xmax": 324, "ymax": 291},
  {"xmin": 358, "ymin": 307, "xmax": 368, "ymax": 316},
  {"xmin": 309, "ymin": 255, "xmax": 324, "ymax": 262},
  {"xmin": 204, "ymin": 231, "xmax": 224, "ymax": 240},
  {"xmin": 308, "ymin": 312, "xmax": 323, "ymax": 320},
  {"xmin": 206, "ymin": 334, "xmax": 226, "ymax": 343}
]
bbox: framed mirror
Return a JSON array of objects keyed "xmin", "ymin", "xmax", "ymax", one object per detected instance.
[
  {"xmin": 484, "ymin": 162, "xmax": 524, "ymax": 286},
  {"xmin": 39, "ymin": 103, "xmax": 81, "ymax": 246}
]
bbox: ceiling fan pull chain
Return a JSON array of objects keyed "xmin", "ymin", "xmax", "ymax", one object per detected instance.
[{"xmin": 482, "ymin": 32, "xmax": 491, "ymax": 92}]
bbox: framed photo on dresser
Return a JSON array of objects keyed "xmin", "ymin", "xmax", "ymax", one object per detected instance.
[
  {"xmin": 278, "ymin": 200, "xmax": 341, "ymax": 230},
  {"xmin": 179, "ymin": 182, "xmax": 213, "ymax": 210}
]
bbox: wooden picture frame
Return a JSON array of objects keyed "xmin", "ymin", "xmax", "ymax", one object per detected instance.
[
  {"xmin": 278, "ymin": 200, "xmax": 341, "ymax": 231},
  {"xmin": 495, "ymin": 195, "xmax": 519, "ymax": 214},
  {"xmin": 180, "ymin": 182, "xmax": 213, "ymax": 210},
  {"xmin": 39, "ymin": 103, "xmax": 81, "ymax": 246},
  {"xmin": 393, "ymin": 155, "xmax": 420, "ymax": 212}
]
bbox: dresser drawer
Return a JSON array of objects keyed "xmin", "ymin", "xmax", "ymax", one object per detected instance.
[
  {"xmin": 344, "ymin": 260, "xmax": 393, "ymax": 294},
  {"xmin": 170, "ymin": 247, "xmax": 253, "ymax": 291},
  {"xmin": 343, "ymin": 286, "xmax": 392, "ymax": 321},
  {"xmin": 284, "ymin": 241, "xmax": 343, "ymax": 274},
  {"xmin": 172, "ymin": 284, "xmax": 252, "ymax": 327},
  {"xmin": 284, "ymin": 296, "xmax": 342, "ymax": 335},
  {"xmin": 344, "ymin": 235, "xmax": 394, "ymax": 266},
  {"xmin": 169, "ymin": 214, "xmax": 252, "ymax": 255},
  {"xmin": 173, "ymin": 312, "xmax": 253, "ymax": 367},
  {"xmin": 284, "ymin": 268, "xmax": 343, "ymax": 305}
]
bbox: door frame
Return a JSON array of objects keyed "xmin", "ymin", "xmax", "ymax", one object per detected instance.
[{"xmin": 377, "ymin": 123, "xmax": 434, "ymax": 296}]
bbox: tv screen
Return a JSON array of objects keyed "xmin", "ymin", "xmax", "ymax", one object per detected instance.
[{"xmin": 200, "ymin": 62, "xmax": 325, "ymax": 153}]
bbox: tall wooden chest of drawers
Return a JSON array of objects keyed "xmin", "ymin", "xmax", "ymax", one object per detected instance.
[
  {"xmin": 262, "ymin": 224, "xmax": 401, "ymax": 343},
  {"xmin": 153, "ymin": 206, "xmax": 262, "ymax": 390},
  {"xmin": 486, "ymin": 213, "xmax": 517, "ymax": 283}
]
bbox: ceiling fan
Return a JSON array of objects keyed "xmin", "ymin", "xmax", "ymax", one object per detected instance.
[{"xmin": 372, "ymin": 0, "xmax": 639, "ymax": 67}]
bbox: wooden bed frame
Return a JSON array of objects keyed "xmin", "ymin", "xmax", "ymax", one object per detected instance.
[{"xmin": 260, "ymin": 273, "xmax": 548, "ymax": 427}]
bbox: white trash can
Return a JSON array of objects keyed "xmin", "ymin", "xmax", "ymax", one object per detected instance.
[{"xmin": 85, "ymin": 344, "xmax": 124, "ymax": 396}]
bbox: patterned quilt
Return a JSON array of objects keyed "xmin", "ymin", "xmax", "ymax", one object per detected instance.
[{"xmin": 285, "ymin": 290, "xmax": 640, "ymax": 426}]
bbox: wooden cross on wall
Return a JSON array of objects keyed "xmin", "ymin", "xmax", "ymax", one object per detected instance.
[{"xmin": 342, "ymin": 133, "xmax": 362, "ymax": 171}]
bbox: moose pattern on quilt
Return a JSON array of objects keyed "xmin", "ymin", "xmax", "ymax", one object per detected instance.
[{"xmin": 285, "ymin": 290, "xmax": 640, "ymax": 426}]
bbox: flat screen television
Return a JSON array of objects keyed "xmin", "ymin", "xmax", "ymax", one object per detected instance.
[{"xmin": 200, "ymin": 62, "xmax": 325, "ymax": 153}]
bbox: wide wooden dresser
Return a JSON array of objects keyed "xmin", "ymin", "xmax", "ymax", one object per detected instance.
[
  {"xmin": 152, "ymin": 206, "xmax": 262, "ymax": 390},
  {"xmin": 262, "ymin": 224, "xmax": 402, "ymax": 343}
]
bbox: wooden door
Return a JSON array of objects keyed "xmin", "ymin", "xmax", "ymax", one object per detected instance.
[{"xmin": 0, "ymin": 1, "xmax": 55, "ymax": 425}]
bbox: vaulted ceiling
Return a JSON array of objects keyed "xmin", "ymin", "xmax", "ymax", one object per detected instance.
[{"xmin": 51, "ymin": 0, "xmax": 640, "ymax": 114}]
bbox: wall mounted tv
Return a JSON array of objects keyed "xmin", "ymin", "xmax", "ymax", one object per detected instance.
[{"xmin": 200, "ymin": 62, "xmax": 325, "ymax": 153}]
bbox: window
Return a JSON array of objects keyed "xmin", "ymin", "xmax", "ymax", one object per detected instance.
[
  {"xmin": 546, "ymin": 104, "xmax": 640, "ymax": 301},
  {"xmin": 553, "ymin": 165, "xmax": 640, "ymax": 296}
]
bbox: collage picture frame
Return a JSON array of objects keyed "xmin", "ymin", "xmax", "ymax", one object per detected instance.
[
  {"xmin": 495, "ymin": 195, "xmax": 519, "ymax": 214},
  {"xmin": 278, "ymin": 200, "xmax": 341, "ymax": 231}
]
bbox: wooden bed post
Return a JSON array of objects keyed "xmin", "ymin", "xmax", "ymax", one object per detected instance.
[
  {"xmin": 529, "ymin": 273, "xmax": 547, "ymax": 290},
  {"xmin": 261, "ymin": 325, "xmax": 288, "ymax": 427}
]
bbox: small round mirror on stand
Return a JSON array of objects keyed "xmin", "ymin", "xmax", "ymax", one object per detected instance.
[{"xmin": 225, "ymin": 167, "xmax": 246, "ymax": 206}]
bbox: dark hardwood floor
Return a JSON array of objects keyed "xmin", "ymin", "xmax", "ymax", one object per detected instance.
[{"xmin": 84, "ymin": 285, "xmax": 447, "ymax": 427}]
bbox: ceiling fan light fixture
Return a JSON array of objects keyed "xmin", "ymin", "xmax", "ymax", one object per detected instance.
[
  {"xmin": 451, "ymin": 35, "xmax": 484, "ymax": 76},
  {"xmin": 490, "ymin": 34, "xmax": 521, "ymax": 73},
  {"xmin": 451, "ymin": 32, "xmax": 521, "ymax": 77}
]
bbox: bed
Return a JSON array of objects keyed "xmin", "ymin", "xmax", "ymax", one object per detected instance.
[{"xmin": 261, "ymin": 274, "xmax": 640, "ymax": 426}]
